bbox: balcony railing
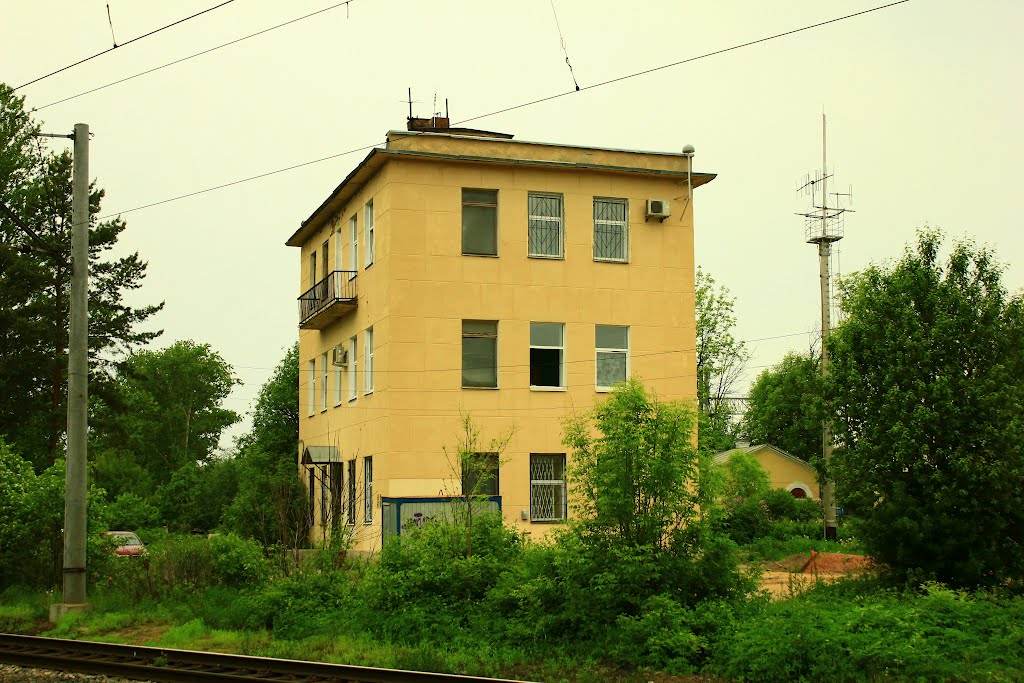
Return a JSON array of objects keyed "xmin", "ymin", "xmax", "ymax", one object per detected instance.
[{"xmin": 298, "ymin": 271, "xmax": 357, "ymax": 329}]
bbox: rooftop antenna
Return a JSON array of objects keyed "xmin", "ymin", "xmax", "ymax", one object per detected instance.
[{"xmin": 795, "ymin": 112, "xmax": 854, "ymax": 542}]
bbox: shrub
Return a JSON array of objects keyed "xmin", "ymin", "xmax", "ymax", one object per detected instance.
[
  {"xmin": 102, "ymin": 492, "xmax": 160, "ymax": 530},
  {"xmin": 209, "ymin": 534, "xmax": 272, "ymax": 588}
]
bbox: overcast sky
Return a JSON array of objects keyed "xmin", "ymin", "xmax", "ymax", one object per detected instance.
[{"xmin": 4, "ymin": 0, "xmax": 1022, "ymax": 448}]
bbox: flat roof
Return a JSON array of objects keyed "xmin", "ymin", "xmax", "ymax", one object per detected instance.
[{"xmin": 286, "ymin": 137, "xmax": 716, "ymax": 247}]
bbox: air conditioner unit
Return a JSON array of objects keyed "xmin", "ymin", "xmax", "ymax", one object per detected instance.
[
  {"xmin": 646, "ymin": 199, "xmax": 671, "ymax": 222},
  {"xmin": 331, "ymin": 346, "xmax": 349, "ymax": 367}
]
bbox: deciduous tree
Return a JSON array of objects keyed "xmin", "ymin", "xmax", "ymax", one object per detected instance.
[
  {"xmin": 742, "ymin": 352, "xmax": 824, "ymax": 462},
  {"xmin": 829, "ymin": 228, "xmax": 1024, "ymax": 586},
  {"xmin": 695, "ymin": 267, "xmax": 748, "ymax": 454}
]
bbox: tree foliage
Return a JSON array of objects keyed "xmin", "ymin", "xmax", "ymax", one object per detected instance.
[
  {"xmin": 695, "ymin": 267, "xmax": 748, "ymax": 454},
  {"xmin": 91, "ymin": 340, "xmax": 240, "ymax": 500},
  {"xmin": 0, "ymin": 83, "xmax": 162, "ymax": 467},
  {"xmin": 742, "ymin": 352, "xmax": 824, "ymax": 462},
  {"xmin": 564, "ymin": 379, "xmax": 704, "ymax": 552},
  {"xmin": 829, "ymin": 228, "xmax": 1024, "ymax": 586},
  {"xmin": 225, "ymin": 344, "xmax": 308, "ymax": 549}
]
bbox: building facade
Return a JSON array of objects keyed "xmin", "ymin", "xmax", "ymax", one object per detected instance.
[{"xmin": 287, "ymin": 120, "xmax": 715, "ymax": 552}]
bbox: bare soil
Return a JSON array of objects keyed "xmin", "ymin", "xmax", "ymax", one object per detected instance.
[{"xmin": 758, "ymin": 552, "xmax": 874, "ymax": 598}]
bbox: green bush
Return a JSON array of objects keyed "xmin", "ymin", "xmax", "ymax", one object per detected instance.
[
  {"xmin": 709, "ymin": 580, "xmax": 1024, "ymax": 682},
  {"xmin": 209, "ymin": 534, "xmax": 271, "ymax": 588},
  {"xmin": 102, "ymin": 492, "xmax": 161, "ymax": 530}
]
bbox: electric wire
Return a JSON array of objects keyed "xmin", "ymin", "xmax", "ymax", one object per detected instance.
[
  {"xmin": 35, "ymin": 0, "xmax": 358, "ymax": 111},
  {"xmin": 96, "ymin": 0, "xmax": 909, "ymax": 222},
  {"xmin": 15, "ymin": 0, "xmax": 237, "ymax": 90}
]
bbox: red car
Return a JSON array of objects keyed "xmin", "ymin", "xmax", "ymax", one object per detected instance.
[{"xmin": 101, "ymin": 531, "xmax": 146, "ymax": 557}]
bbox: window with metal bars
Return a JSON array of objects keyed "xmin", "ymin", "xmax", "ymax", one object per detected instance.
[
  {"xmin": 530, "ymin": 453, "xmax": 566, "ymax": 522},
  {"xmin": 593, "ymin": 198, "xmax": 628, "ymax": 262},
  {"xmin": 528, "ymin": 193, "xmax": 563, "ymax": 258}
]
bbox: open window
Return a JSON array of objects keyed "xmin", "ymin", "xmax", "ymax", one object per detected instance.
[{"xmin": 530, "ymin": 322, "xmax": 564, "ymax": 389}]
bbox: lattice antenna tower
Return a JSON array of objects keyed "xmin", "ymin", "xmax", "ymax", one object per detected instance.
[{"xmin": 794, "ymin": 113, "xmax": 854, "ymax": 541}]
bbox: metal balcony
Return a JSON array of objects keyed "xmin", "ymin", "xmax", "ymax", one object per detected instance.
[{"xmin": 298, "ymin": 271, "xmax": 357, "ymax": 329}]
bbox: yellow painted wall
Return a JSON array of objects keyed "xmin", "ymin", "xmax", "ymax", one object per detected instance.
[
  {"xmin": 751, "ymin": 447, "xmax": 820, "ymax": 500},
  {"xmin": 296, "ymin": 133, "xmax": 702, "ymax": 552}
]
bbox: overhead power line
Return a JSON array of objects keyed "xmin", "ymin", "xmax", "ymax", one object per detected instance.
[
  {"xmin": 16, "ymin": 1, "xmax": 237, "ymax": 90},
  {"xmin": 97, "ymin": 0, "xmax": 909, "ymax": 221},
  {"xmin": 35, "ymin": 0, "xmax": 358, "ymax": 111}
]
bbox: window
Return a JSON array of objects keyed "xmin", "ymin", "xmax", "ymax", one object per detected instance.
[
  {"xmin": 364, "ymin": 200, "xmax": 375, "ymax": 267},
  {"xmin": 530, "ymin": 454, "xmax": 566, "ymax": 522},
  {"xmin": 320, "ymin": 465, "xmax": 328, "ymax": 526},
  {"xmin": 462, "ymin": 320, "xmax": 498, "ymax": 388},
  {"xmin": 308, "ymin": 468, "xmax": 316, "ymax": 525},
  {"xmin": 348, "ymin": 215, "xmax": 358, "ymax": 278},
  {"xmin": 346, "ymin": 460, "xmax": 356, "ymax": 525},
  {"xmin": 528, "ymin": 193, "xmax": 563, "ymax": 258},
  {"xmin": 307, "ymin": 360, "xmax": 315, "ymax": 416},
  {"xmin": 321, "ymin": 239, "xmax": 330, "ymax": 280},
  {"xmin": 308, "ymin": 252, "xmax": 317, "ymax": 288},
  {"xmin": 333, "ymin": 345, "xmax": 343, "ymax": 406},
  {"xmin": 530, "ymin": 322, "xmax": 565, "ymax": 388},
  {"xmin": 363, "ymin": 456, "xmax": 373, "ymax": 524},
  {"xmin": 363, "ymin": 326, "xmax": 374, "ymax": 395},
  {"xmin": 594, "ymin": 198, "xmax": 628, "ymax": 262},
  {"xmin": 596, "ymin": 325, "xmax": 629, "ymax": 390},
  {"xmin": 347, "ymin": 335, "xmax": 358, "ymax": 401},
  {"xmin": 320, "ymin": 352, "xmax": 328, "ymax": 411},
  {"xmin": 462, "ymin": 452, "xmax": 499, "ymax": 497},
  {"xmin": 334, "ymin": 228, "xmax": 343, "ymax": 272},
  {"xmin": 462, "ymin": 189, "xmax": 498, "ymax": 256},
  {"xmin": 329, "ymin": 462, "xmax": 342, "ymax": 530}
]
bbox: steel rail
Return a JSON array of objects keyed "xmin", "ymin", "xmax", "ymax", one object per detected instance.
[{"xmin": 0, "ymin": 633, "xmax": 533, "ymax": 683}]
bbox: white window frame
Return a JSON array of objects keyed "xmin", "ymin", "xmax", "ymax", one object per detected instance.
[
  {"xmin": 347, "ymin": 335, "xmax": 358, "ymax": 402},
  {"xmin": 528, "ymin": 192, "xmax": 564, "ymax": 259},
  {"xmin": 333, "ymin": 345, "xmax": 343, "ymax": 406},
  {"xmin": 530, "ymin": 322, "xmax": 566, "ymax": 390},
  {"xmin": 363, "ymin": 456, "xmax": 373, "ymax": 524},
  {"xmin": 363, "ymin": 326, "xmax": 374, "ymax": 395},
  {"xmin": 320, "ymin": 352, "xmax": 328, "ymax": 411},
  {"xmin": 364, "ymin": 200, "xmax": 374, "ymax": 268},
  {"xmin": 348, "ymin": 215, "xmax": 358, "ymax": 279},
  {"xmin": 595, "ymin": 325, "xmax": 630, "ymax": 391},
  {"xmin": 307, "ymin": 359, "xmax": 315, "ymax": 417},
  {"xmin": 530, "ymin": 453, "xmax": 567, "ymax": 522},
  {"xmin": 593, "ymin": 198, "xmax": 629, "ymax": 262}
]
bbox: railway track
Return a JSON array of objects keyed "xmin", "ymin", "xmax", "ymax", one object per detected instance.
[{"xmin": 0, "ymin": 634, "xmax": 533, "ymax": 683}]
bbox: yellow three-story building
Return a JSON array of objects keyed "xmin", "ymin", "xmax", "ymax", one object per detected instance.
[{"xmin": 287, "ymin": 119, "xmax": 715, "ymax": 552}]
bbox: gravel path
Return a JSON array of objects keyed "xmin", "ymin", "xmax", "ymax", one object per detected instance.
[{"xmin": 0, "ymin": 665, "xmax": 141, "ymax": 682}]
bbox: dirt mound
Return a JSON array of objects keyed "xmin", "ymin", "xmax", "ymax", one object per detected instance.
[
  {"xmin": 758, "ymin": 552, "xmax": 874, "ymax": 599},
  {"xmin": 766, "ymin": 552, "xmax": 872, "ymax": 574}
]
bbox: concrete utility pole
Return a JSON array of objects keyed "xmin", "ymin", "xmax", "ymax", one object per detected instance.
[
  {"xmin": 797, "ymin": 114, "xmax": 852, "ymax": 542},
  {"xmin": 53, "ymin": 123, "xmax": 90, "ymax": 619}
]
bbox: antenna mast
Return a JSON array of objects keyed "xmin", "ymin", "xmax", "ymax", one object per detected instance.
[{"xmin": 796, "ymin": 113, "xmax": 853, "ymax": 541}]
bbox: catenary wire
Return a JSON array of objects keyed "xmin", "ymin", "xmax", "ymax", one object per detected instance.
[
  {"xmin": 34, "ymin": 0, "xmax": 358, "ymax": 111},
  {"xmin": 96, "ymin": 0, "xmax": 909, "ymax": 222},
  {"xmin": 15, "ymin": 0, "xmax": 237, "ymax": 90}
]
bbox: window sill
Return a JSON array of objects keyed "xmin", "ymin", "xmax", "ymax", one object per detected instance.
[
  {"xmin": 530, "ymin": 386, "xmax": 566, "ymax": 392},
  {"xmin": 363, "ymin": 390, "xmax": 374, "ymax": 397},
  {"xmin": 528, "ymin": 254, "xmax": 565, "ymax": 260},
  {"xmin": 594, "ymin": 258, "xmax": 629, "ymax": 264},
  {"xmin": 463, "ymin": 385, "xmax": 499, "ymax": 390},
  {"xmin": 530, "ymin": 518, "xmax": 567, "ymax": 524},
  {"xmin": 347, "ymin": 397, "xmax": 357, "ymax": 403},
  {"xmin": 596, "ymin": 387, "xmax": 615, "ymax": 393},
  {"xmin": 462, "ymin": 252, "xmax": 499, "ymax": 258}
]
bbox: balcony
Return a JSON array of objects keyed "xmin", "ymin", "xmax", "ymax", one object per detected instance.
[{"xmin": 298, "ymin": 271, "xmax": 357, "ymax": 329}]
